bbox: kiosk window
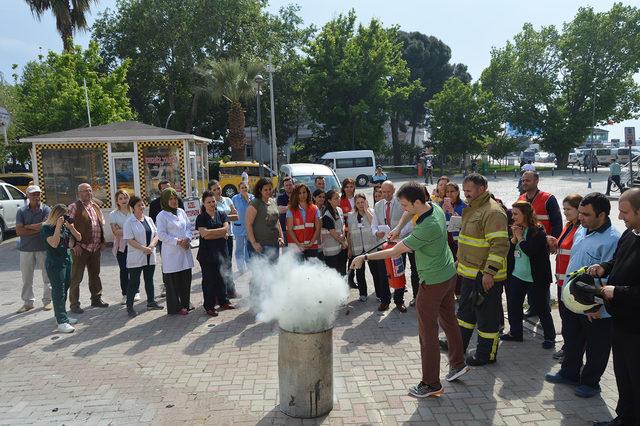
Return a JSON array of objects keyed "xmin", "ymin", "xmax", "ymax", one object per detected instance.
[
  {"xmin": 40, "ymin": 146, "xmax": 109, "ymax": 207},
  {"xmin": 141, "ymin": 145, "xmax": 183, "ymax": 202}
]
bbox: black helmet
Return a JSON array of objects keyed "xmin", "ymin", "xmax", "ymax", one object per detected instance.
[{"xmin": 562, "ymin": 268, "xmax": 604, "ymax": 314}]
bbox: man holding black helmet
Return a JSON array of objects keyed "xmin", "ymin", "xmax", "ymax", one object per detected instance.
[
  {"xmin": 588, "ymin": 188, "xmax": 640, "ymax": 426},
  {"xmin": 545, "ymin": 192, "xmax": 620, "ymax": 399}
]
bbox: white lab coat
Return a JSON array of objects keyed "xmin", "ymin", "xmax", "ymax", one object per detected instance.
[
  {"xmin": 156, "ymin": 209, "xmax": 194, "ymax": 274},
  {"xmin": 123, "ymin": 215, "xmax": 157, "ymax": 268}
]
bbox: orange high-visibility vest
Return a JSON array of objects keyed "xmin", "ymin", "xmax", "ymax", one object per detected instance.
[
  {"xmin": 291, "ymin": 204, "xmax": 319, "ymax": 249},
  {"xmin": 555, "ymin": 223, "xmax": 578, "ymax": 286},
  {"xmin": 518, "ymin": 191, "xmax": 552, "ymax": 235}
]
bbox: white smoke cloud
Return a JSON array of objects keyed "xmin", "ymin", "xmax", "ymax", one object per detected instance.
[{"xmin": 249, "ymin": 251, "xmax": 350, "ymax": 333}]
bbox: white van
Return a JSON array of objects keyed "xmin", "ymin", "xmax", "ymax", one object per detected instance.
[
  {"xmin": 320, "ymin": 150, "xmax": 376, "ymax": 187},
  {"xmin": 279, "ymin": 163, "xmax": 341, "ymax": 193}
]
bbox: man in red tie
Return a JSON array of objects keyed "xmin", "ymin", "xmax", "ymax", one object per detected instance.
[{"xmin": 372, "ymin": 181, "xmax": 416, "ymax": 312}]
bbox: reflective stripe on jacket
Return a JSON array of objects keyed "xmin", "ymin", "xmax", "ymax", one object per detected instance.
[
  {"xmin": 555, "ymin": 223, "xmax": 578, "ymax": 286},
  {"xmin": 457, "ymin": 191, "xmax": 509, "ymax": 281},
  {"xmin": 518, "ymin": 191, "xmax": 552, "ymax": 234},
  {"xmin": 321, "ymin": 208, "xmax": 344, "ymax": 256},
  {"xmin": 291, "ymin": 204, "xmax": 319, "ymax": 249},
  {"xmin": 347, "ymin": 210, "xmax": 378, "ymax": 255}
]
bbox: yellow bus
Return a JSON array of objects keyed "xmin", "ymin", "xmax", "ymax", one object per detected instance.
[{"xmin": 218, "ymin": 161, "xmax": 278, "ymax": 197}]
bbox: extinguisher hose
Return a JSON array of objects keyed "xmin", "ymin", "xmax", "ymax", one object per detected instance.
[{"xmin": 364, "ymin": 239, "xmax": 389, "ymax": 254}]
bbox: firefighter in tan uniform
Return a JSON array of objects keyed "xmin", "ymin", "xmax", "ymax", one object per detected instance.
[{"xmin": 457, "ymin": 174, "xmax": 509, "ymax": 366}]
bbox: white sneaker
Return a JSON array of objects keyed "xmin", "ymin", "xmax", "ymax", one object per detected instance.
[
  {"xmin": 121, "ymin": 296, "xmax": 127, "ymax": 305},
  {"xmin": 67, "ymin": 317, "xmax": 78, "ymax": 325},
  {"xmin": 134, "ymin": 293, "xmax": 141, "ymax": 302},
  {"xmin": 57, "ymin": 323, "xmax": 75, "ymax": 333}
]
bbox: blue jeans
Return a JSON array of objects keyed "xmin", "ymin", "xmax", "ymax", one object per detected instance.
[{"xmin": 235, "ymin": 235, "xmax": 249, "ymax": 273}]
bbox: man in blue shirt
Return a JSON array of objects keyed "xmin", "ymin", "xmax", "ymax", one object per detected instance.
[
  {"xmin": 545, "ymin": 192, "xmax": 620, "ymax": 398},
  {"xmin": 15, "ymin": 185, "xmax": 51, "ymax": 313}
]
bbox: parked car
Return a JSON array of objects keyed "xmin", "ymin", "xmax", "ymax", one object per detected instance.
[
  {"xmin": 320, "ymin": 150, "xmax": 376, "ymax": 187},
  {"xmin": 278, "ymin": 163, "xmax": 341, "ymax": 193},
  {"xmin": 218, "ymin": 161, "xmax": 278, "ymax": 197},
  {"xmin": 0, "ymin": 181, "xmax": 26, "ymax": 242},
  {"xmin": 0, "ymin": 173, "xmax": 33, "ymax": 193}
]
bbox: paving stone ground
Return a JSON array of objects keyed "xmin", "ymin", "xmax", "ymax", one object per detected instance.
[{"xmin": 0, "ymin": 170, "xmax": 621, "ymax": 425}]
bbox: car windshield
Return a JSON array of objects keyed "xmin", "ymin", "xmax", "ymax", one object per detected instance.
[{"xmin": 291, "ymin": 175, "xmax": 340, "ymax": 192}]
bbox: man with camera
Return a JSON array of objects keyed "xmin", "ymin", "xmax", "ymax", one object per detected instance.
[
  {"xmin": 67, "ymin": 183, "xmax": 109, "ymax": 313},
  {"xmin": 588, "ymin": 188, "xmax": 640, "ymax": 425}
]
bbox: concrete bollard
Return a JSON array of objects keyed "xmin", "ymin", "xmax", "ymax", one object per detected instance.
[
  {"xmin": 588, "ymin": 178, "xmax": 592, "ymax": 189},
  {"xmin": 279, "ymin": 328, "xmax": 333, "ymax": 418}
]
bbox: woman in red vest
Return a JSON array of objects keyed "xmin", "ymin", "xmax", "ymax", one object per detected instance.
[
  {"xmin": 549, "ymin": 193, "xmax": 583, "ymax": 360},
  {"xmin": 286, "ymin": 183, "xmax": 321, "ymax": 260},
  {"xmin": 340, "ymin": 178, "xmax": 357, "ymax": 287}
]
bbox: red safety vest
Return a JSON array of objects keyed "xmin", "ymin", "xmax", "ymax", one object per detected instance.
[
  {"xmin": 518, "ymin": 191, "xmax": 552, "ymax": 235},
  {"xmin": 340, "ymin": 197, "xmax": 353, "ymax": 229},
  {"xmin": 291, "ymin": 204, "xmax": 319, "ymax": 249},
  {"xmin": 555, "ymin": 223, "xmax": 578, "ymax": 286}
]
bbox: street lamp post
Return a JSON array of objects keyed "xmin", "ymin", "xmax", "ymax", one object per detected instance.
[
  {"xmin": 165, "ymin": 110, "xmax": 176, "ymax": 128},
  {"xmin": 255, "ymin": 74, "xmax": 265, "ymax": 178},
  {"xmin": 267, "ymin": 57, "xmax": 278, "ymax": 173}
]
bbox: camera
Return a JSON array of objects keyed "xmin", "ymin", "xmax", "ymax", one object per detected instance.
[{"xmin": 63, "ymin": 214, "xmax": 74, "ymax": 224}]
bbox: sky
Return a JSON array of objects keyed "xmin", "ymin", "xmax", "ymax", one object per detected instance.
[{"xmin": 1, "ymin": 0, "xmax": 638, "ymax": 140}]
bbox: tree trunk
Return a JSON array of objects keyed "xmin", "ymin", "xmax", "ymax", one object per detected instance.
[
  {"xmin": 228, "ymin": 101, "xmax": 246, "ymax": 161},
  {"xmin": 410, "ymin": 111, "xmax": 418, "ymax": 146},
  {"xmin": 391, "ymin": 112, "xmax": 401, "ymax": 165},
  {"xmin": 60, "ymin": 25, "xmax": 73, "ymax": 52}
]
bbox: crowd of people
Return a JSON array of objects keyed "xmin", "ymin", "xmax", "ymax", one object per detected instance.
[{"xmin": 12, "ymin": 169, "xmax": 639, "ymax": 425}]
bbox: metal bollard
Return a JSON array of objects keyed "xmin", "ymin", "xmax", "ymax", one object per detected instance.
[
  {"xmin": 572, "ymin": 168, "xmax": 574, "ymax": 175},
  {"xmin": 552, "ymin": 168, "xmax": 555, "ymax": 176},
  {"xmin": 513, "ymin": 170, "xmax": 517, "ymax": 178},
  {"xmin": 493, "ymin": 170, "xmax": 497, "ymax": 180},
  {"xmin": 588, "ymin": 178, "xmax": 592, "ymax": 189}
]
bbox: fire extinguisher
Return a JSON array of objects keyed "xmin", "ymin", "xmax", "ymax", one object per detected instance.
[
  {"xmin": 382, "ymin": 241, "xmax": 406, "ymax": 289},
  {"xmin": 417, "ymin": 162, "xmax": 424, "ymax": 177}
]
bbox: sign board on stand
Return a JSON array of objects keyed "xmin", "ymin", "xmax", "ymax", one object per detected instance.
[
  {"xmin": 183, "ymin": 197, "xmax": 201, "ymax": 248},
  {"xmin": 625, "ymin": 127, "xmax": 636, "ymax": 147}
]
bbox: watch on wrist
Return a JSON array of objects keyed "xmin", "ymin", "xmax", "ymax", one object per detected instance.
[{"xmin": 364, "ymin": 254, "xmax": 368, "ymax": 261}]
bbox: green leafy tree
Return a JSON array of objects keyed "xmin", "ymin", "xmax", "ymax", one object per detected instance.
[
  {"xmin": 17, "ymin": 42, "xmax": 134, "ymax": 136},
  {"xmin": 92, "ymin": 0, "xmax": 311, "ymax": 142},
  {"xmin": 481, "ymin": 4, "xmax": 640, "ymax": 166},
  {"xmin": 197, "ymin": 59, "xmax": 263, "ymax": 160},
  {"xmin": 303, "ymin": 11, "xmax": 416, "ymax": 158},
  {"xmin": 397, "ymin": 32, "xmax": 471, "ymax": 145},
  {"xmin": 0, "ymin": 77, "xmax": 30, "ymax": 169},
  {"xmin": 427, "ymin": 78, "xmax": 503, "ymax": 160},
  {"xmin": 24, "ymin": 0, "xmax": 97, "ymax": 51}
]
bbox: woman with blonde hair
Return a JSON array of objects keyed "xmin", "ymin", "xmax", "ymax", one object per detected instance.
[
  {"xmin": 109, "ymin": 189, "xmax": 135, "ymax": 305},
  {"xmin": 41, "ymin": 204, "xmax": 82, "ymax": 333}
]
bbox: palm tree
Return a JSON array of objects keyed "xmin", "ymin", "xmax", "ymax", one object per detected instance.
[
  {"xmin": 25, "ymin": 0, "xmax": 97, "ymax": 52},
  {"xmin": 196, "ymin": 59, "xmax": 263, "ymax": 161}
]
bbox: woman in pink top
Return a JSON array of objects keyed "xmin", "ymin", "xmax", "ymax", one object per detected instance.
[{"xmin": 109, "ymin": 190, "xmax": 135, "ymax": 305}]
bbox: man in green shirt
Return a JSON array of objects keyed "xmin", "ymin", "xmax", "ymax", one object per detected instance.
[
  {"xmin": 351, "ymin": 181, "xmax": 469, "ymax": 398},
  {"xmin": 606, "ymin": 158, "xmax": 623, "ymax": 196}
]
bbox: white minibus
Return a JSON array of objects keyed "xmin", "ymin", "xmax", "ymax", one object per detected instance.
[{"xmin": 320, "ymin": 150, "xmax": 376, "ymax": 187}]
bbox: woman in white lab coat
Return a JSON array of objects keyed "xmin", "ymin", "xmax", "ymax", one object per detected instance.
[
  {"xmin": 156, "ymin": 188, "xmax": 194, "ymax": 315},
  {"xmin": 122, "ymin": 196, "xmax": 163, "ymax": 318}
]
